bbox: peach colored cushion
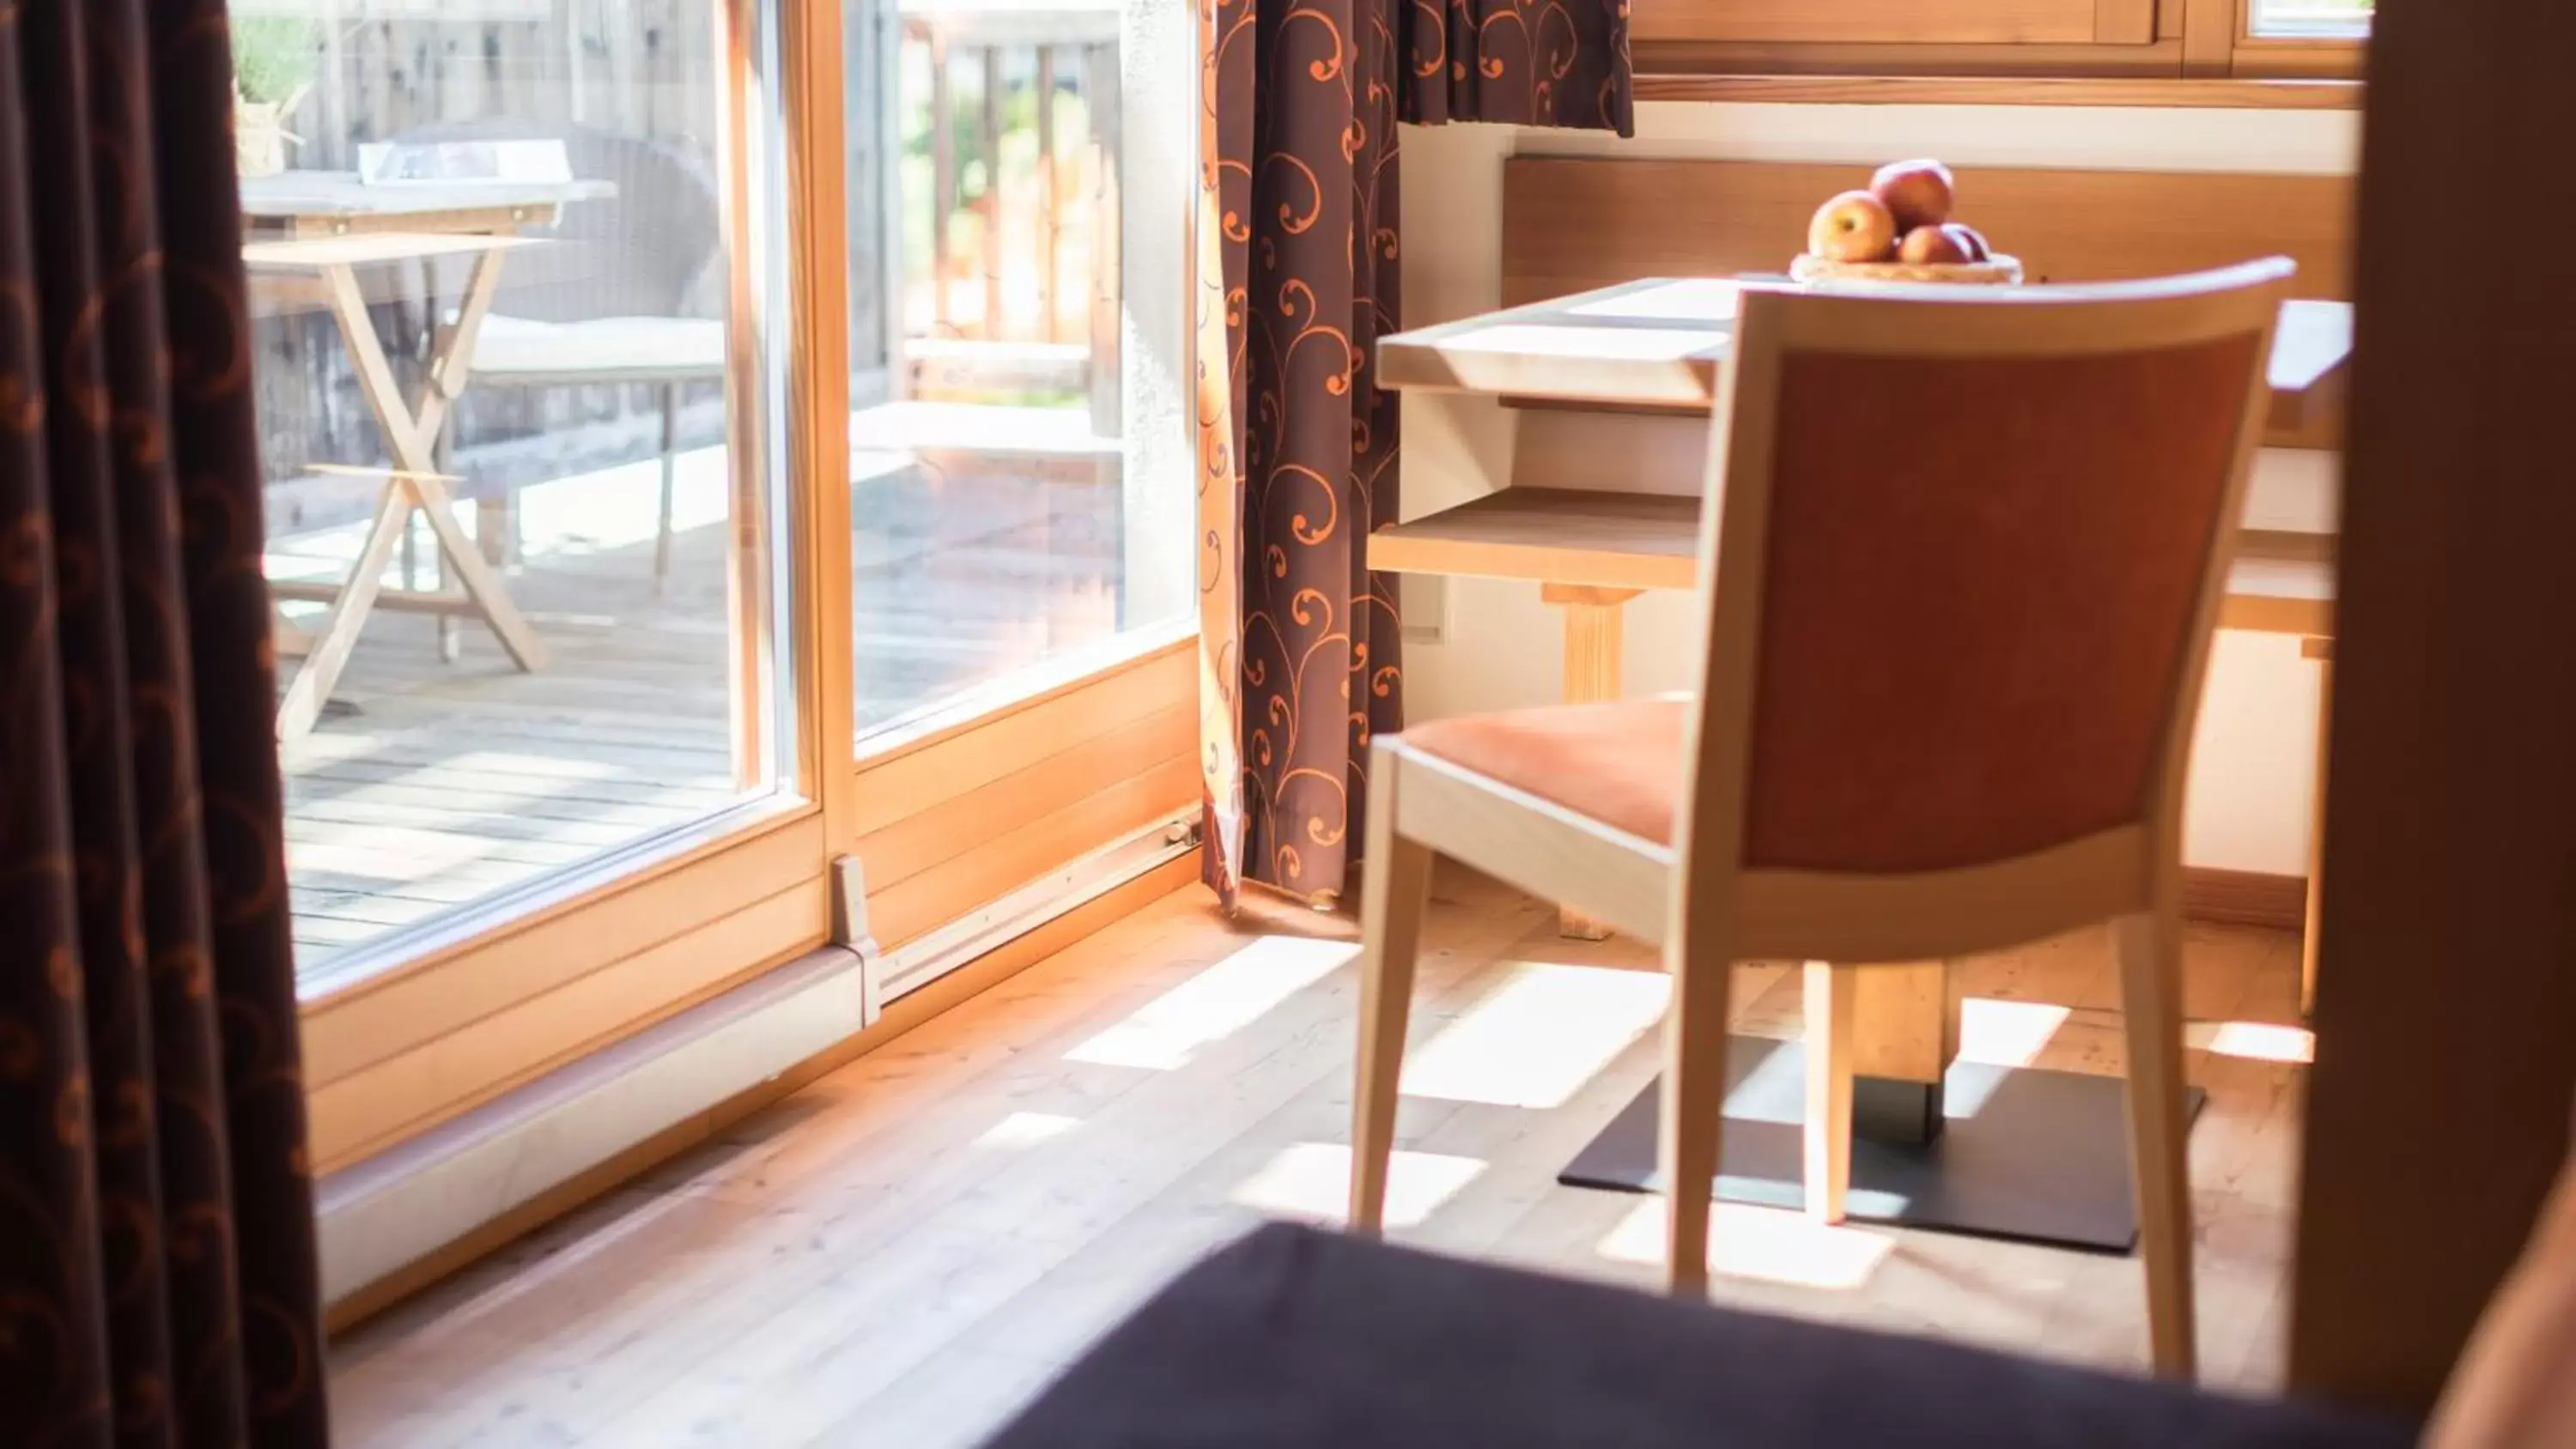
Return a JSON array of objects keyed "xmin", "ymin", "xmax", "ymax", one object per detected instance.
[
  {"xmin": 2426, "ymin": 1153, "xmax": 2576, "ymax": 1447},
  {"xmin": 1400, "ymin": 700, "xmax": 1689, "ymax": 845}
]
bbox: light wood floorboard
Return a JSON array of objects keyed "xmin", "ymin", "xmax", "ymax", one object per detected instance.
[{"xmin": 329, "ymin": 868, "xmax": 2311, "ymax": 1446}]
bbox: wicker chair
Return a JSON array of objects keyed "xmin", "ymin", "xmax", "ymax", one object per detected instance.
[{"xmin": 400, "ymin": 120, "xmax": 726, "ymax": 590}]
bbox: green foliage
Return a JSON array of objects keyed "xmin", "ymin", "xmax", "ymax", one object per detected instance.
[{"xmin": 231, "ymin": 16, "xmax": 319, "ymax": 106}]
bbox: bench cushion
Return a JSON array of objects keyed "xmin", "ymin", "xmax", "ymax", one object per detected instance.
[{"xmin": 981, "ymin": 1222, "xmax": 2414, "ymax": 1449}]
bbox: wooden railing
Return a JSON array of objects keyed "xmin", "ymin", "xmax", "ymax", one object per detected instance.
[{"xmin": 896, "ymin": 0, "xmax": 1120, "ymax": 429}]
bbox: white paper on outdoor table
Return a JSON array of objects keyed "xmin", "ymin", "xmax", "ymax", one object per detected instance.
[
  {"xmin": 358, "ymin": 139, "xmax": 574, "ymax": 186},
  {"xmin": 1564, "ymin": 277, "xmax": 1743, "ymax": 325}
]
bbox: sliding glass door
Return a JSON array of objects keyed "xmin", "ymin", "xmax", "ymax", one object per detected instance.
[
  {"xmin": 249, "ymin": 0, "xmax": 828, "ymax": 1173},
  {"xmin": 835, "ymin": 0, "xmax": 1200, "ymax": 962},
  {"xmin": 250, "ymin": 0, "xmax": 1199, "ymax": 1176}
]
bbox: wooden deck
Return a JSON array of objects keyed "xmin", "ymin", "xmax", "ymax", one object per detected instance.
[{"xmin": 276, "ymin": 409, "xmax": 1126, "ymax": 974}]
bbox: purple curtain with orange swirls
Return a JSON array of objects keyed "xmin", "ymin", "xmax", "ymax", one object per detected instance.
[
  {"xmin": 0, "ymin": 2, "xmax": 328, "ymax": 1443},
  {"xmin": 1195, "ymin": 0, "xmax": 1631, "ymax": 905}
]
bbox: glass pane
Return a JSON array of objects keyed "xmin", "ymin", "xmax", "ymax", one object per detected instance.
[
  {"xmin": 2248, "ymin": 0, "xmax": 2371, "ymax": 36},
  {"xmin": 848, "ymin": 0, "xmax": 1191, "ymax": 740},
  {"xmin": 237, "ymin": 1, "xmax": 786, "ymax": 985}
]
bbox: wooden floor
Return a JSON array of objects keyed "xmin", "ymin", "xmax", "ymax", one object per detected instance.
[
  {"xmin": 328, "ymin": 870, "xmax": 2312, "ymax": 1447},
  {"xmin": 276, "ymin": 421, "xmax": 1125, "ymax": 974}
]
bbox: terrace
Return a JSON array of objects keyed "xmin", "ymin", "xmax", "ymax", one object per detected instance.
[{"xmin": 238, "ymin": 0, "xmax": 1134, "ymax": 972}]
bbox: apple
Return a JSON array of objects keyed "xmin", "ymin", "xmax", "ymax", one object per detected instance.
[
  {"xmin": 1941, "ymin": 222, "xmax": 1991, "ymax": 262},
  {"xmin": 1807, "ymin": 191, "xmax": 1898, "ymax": 264},
  {"xmin": 1869, "ymin": 158, "xmax": 1956, "ymax": 232},
  {"xmin": 1899, "ymin": 226, "xmax": 1971, "ymax": 265}
]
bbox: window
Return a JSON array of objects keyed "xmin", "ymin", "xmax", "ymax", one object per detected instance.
[
  {"xmin": 848, "ymin": 1, "xmax": 1192, "ymax": 745},
  {"xmin": 246, "ymin": 0, "xmax": 1204, "ymax": 1179},
  {"xmin": 1633, "ymin": 0, "xmax": 2366, "ymax": 86},
  {"xmin": 2249, "ymin": 0, "xmax": 2372, "ymax": 39},
  {"xmin": 238, "ymin": 0, "xmax": 797, "ymax": 988}
]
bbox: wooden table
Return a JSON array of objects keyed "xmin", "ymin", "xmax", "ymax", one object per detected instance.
[
  {"xmin": 1372, "ymin": 278, "xmax": 2351, "ymax": 1239},
  {"xmin": 242, "ymin": 173, "xmax": 614, "ymax": 738}
]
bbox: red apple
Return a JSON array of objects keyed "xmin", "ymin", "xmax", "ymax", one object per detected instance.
[
  {"xmin": 1807, "ymin": 191, "xmax": 1898, "ymax": 264},
  {"xmin": 1869, "ymin": 159, "xmax": 1956, "ymax": 233},
  {"xmin": 1899, "ymin": 226, "xmax": 1971, "ymax": 265},
  {"xmin": 1941, "ymin": 222, "xmax": 1991, "ymax": 262}
]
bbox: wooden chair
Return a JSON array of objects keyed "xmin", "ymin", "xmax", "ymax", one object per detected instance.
[{"xmin": 1348, "ymin": 259, "xmax": 2296, "ymax": 1380}]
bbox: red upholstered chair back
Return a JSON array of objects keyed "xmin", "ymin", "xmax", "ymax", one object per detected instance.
[{"xmin": 1682, "ymin": 264, "xmax": 2292, "ymax": 882}]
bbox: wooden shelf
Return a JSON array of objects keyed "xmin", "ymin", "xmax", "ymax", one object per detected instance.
[
  {"xmin": 1369, "ymin": 488, "xmax": 1701, "ymax": 591},
  {"xmin": 1632, "ymin": 74, "xmax": 2363, "ymax": 110},
  {"xmin": 1377, "ymin": 484, "xmax": 2333, "ymax": 636}
]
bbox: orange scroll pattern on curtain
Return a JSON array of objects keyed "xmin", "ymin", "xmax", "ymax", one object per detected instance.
[{"xmin": 1195, "ymin": 0, "xmax": 1631, "ymax": 906}]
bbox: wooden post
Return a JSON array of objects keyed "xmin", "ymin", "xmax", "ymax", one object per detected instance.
[
  {"xmin": 1540, "ymin": 582, "xmax": 1638, "ymax": 939},
  {"xmin": 1083, "ymin": 40, "xmax": 1121, "ymax": 439},
  {"xmin": 1036, "ymin": 46, "xmax": 1059, "ymax": 344},
  {"xmin": 980, "ymin": 45, "xmax": 1005, "ymax": 339},
  {"xmin": 929, "ymin": 29, "xmax": 954, "ymax": 336},
  {"xmin": 2288, "ymin": 0, "xmax": 2576, "ymax": 1414},
  {"xmin": 2300, "ymin": 636, "xmax": 2331, "ymax": 1016}
]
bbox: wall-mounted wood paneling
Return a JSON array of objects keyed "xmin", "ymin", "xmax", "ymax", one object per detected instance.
[
  {"xmin": 1501, "ymin": 157, "xmax": 2352, "ymax": 310},
  {"xmin": 852, "ymin": 638, "xmax": 1198, "ymax": 949},
  {"xmin": 308, "ymin": 876, "xmax": 827, "ymax": 1171},
  {"xmin": 2287, "ymin": 0, "xmax": 2576, "ymax": 1416},
  {"xmin": 1637, "ymin": 0, "xmax": 2106, "ymax": 45}
]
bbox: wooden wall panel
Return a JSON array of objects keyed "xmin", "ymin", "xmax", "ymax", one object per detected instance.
[
  {"xmin": 302, "ymin": 813, "xmax": 827, "ymax": 1088},
  {"xmin": 856, "ymin": 704, "xmax": 1194, "ymax": 892},
  {"xmin": 1635, "ymin": 0, "xmax": 2101, "ymax": 45},
  {"xmin": 309, "ymin": 882, "xmax": 826, "ymax": 1171},
  {"xmin": 851, "ymin": 640, "xmax": 1192, "ymax": 837},
  {"xmin": 2287, "ymin": 0, "xmax": 2576, "ymax": 1416},
  {"xmin": 867, "ymin": 757, "xmax": 1200, "ymax": 949},
  {"xmin": 850, "ymin": 638, "xmax": 1199, "ymax": 951},
  {"xmin": 1502, "ymin": 158, "xmax": 2352, "ymax": 308}
]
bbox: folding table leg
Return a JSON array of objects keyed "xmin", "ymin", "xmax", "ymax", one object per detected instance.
[
  {"xmin": 410, "ymin": 472, "xmax": 548, "ymax": 673},
  {"xmin": 276, "ymin": 483, "xmax": 414, "ymax": 740}
]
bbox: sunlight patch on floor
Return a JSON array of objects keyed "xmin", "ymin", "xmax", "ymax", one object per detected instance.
[
  {"xmin": 970, "ymin": 1111, "xmax": 1085, "ymax": 1150},
  {"xmin": 2188, "ymin": 1020, "xmax": 2313, "ymax": 1064},
  {"xmin": 1230, "ymin": 1143, "xmax": 1486, "ymax": 1231},
  {"xmin": 1595, "ymin": 1197, "xmax": 1895, "ymax": 1291},
  {"xmin": 1065, "ymin": 936, "xmax": 1358, "ymax": 1070},
  {"xmin": 1954, "ymin": 997, "xmax": 2074, "ymax": 1069},
  {"xmin": 1400, "ymin": 961, "xmax": 1669, "ymax": 1109}
]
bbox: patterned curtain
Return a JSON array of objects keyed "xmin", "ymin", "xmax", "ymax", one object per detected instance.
[
  {"xmin": 1195, "ymin": 0, "xmax": 1632, "ymax": 906},
  {"xmin": 0, "ymin": 2, "xmax": 328, "ymax": 1443}
]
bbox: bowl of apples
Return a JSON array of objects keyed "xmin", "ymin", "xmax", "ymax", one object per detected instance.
[{"xmin": 1792, "ymin": 160, "xmax": 2023, "ymax": 286}]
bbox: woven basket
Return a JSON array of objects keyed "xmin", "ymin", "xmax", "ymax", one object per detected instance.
[{"xmin": 1789, "ymin": 253, "xmax": 2025, "ymax": 286}]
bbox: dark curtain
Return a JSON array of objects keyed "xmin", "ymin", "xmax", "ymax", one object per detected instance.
[
  {"xmin": 0, "ymin": 2, "xmax": 328, "ymax": 1444},
  {"xmin": 1196, "ymin": 0, "xmax": 1632, "ymax": 904}
]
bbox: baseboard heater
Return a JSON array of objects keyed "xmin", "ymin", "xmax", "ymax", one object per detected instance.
[{"xmin": 315, "ymin": 809, "xmax": 1199, "ymax": 1309}]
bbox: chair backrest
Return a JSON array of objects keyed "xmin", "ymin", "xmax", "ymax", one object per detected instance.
[
  {"xmin": 1674, "ymin": 262, "xmax": 2291, "ymax": 942},
  {"xmin": 393, "ymin": 119, "xmax": 723, "ymax": 321}
]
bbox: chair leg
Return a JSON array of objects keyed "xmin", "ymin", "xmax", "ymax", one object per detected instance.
[
  {"xmin": 1801, "ymin": 961, "xmax": 1856, "ymax": 1225},
  {"xmin": 1661, "ymin": 939, "xmax": 1734, "ymax": 1296},
  {"xmin": 1349, "ymin": 761, "xmax": 1434, "ymax": 1237},
  {"xmin": 2114, "ymin": 910, "xmax": 2198, "ymax": 1379},
  {"xmin": 655, "ymin": 382, "xmax": 679, "ymax": 593}
]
